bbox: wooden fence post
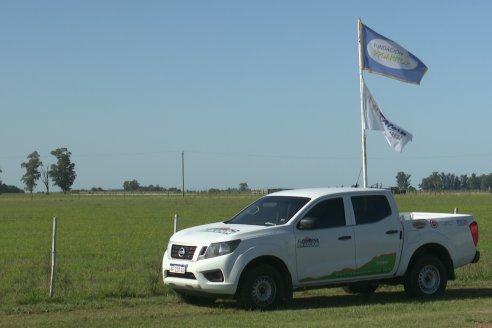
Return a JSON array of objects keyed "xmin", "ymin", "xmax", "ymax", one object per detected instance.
[
  {"xmin": 49, "ymin": 217, "xmax": 57, "ymax": 297},
  {"xmin": 174, "ymin": 214, "xmax": 179, "ymax": 234}
]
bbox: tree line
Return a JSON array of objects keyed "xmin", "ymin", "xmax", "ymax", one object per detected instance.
[
  {"xmin": 121, "ymin": 181, "xmax": 252, "ymax": 193},
  {"xmin": 5, "ymin": 151, "xmax": 492, "ymax": 194},
  {"xmin": 396, "ymin": 171, "xmax": 492, "ymax": 192},
  {"xmin": 0, "ymin": 168, "xmax": 23, "ymax": 193},
  {"xmin": 122, "ymin": 179, "xmax": 181, "ymax": 193},
  {"xmin": 419, "ymin": 172, "xmax": 492, "ymax": 192}
]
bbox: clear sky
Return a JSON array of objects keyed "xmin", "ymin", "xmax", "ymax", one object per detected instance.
[{"xmin": 1, "ymin": 1, "xmax": 491, "ymax": 192}]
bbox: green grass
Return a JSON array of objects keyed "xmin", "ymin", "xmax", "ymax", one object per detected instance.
[
  {"xmin": 0, "ymin": 194, "xmax": 256, "ymax": 308},
  {"xmin": 0, "ymin": 192, "xmax": 491, "ymax": 327}
]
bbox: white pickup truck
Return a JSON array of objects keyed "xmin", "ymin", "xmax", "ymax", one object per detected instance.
[{"xmin": 162, "ymin": 188, "xmax": 480, "ymax": 309}]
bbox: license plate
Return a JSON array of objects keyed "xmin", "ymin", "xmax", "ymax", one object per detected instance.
[{"xmin": 169, "ymin": 264, "xmax": 187, "ymax": 274}]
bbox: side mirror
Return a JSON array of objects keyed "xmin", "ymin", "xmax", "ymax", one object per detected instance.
[{"xmin": 298, "ymin": 217, "xmax": 318, "ymax": 230}]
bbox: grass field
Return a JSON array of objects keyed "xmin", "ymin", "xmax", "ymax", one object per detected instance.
[{"xmin": 0, "ymin": 192, "xmax": 491, "ymax": 327}]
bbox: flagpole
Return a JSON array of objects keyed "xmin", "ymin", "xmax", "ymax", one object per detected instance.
[{"xmin": 358, "ymin": 18, "xmax": 368, "ymax": 188}]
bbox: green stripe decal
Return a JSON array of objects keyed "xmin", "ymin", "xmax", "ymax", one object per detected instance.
[{"xmin": 300, "ymin": 253, "xmax": 396, "ymax": 283}]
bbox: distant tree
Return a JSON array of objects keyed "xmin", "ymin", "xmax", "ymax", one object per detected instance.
[
  {"xmin": 0, "ymin": 170, "xmax": 24, "ymax": 194},
  {"xmin": 459, "ymin": 174, "xmax": 469, "ymax": 190},
  {"xmin": 480, "ymin": 173, "xmax": 492, "ymax": 191},
  {"xmin": 395, "ymin": 171, "xmax": 411, "ymax": 190},
  {"xmin": 123, "ymin": 179, "xmax": 140, "ymax": 191},
  {"xmin": 0, "ymin": 184, "xmax": 24, "ymax": 193},
  {"xmin": 146, "ymin": 184, "xmax": 166, "ymax": 192},
  {"xmin": 41, "ymin": 165, "xmax": 50, "ymax": 194},
  {"xmin": 21, "ymin": 151, "xmax": 43, "ymax": 197},
  {"xmin": 467, "ymin": 173, "xmax": 480, "ymax": 191},
  {"xmin": 407, "ymin": 186, "xmax": 417, "ymax": 192},
  {"xmin": 419, "ymin": 171, "xmax": 441, "ymax": 191},
  {"xmin": 438, "ymin": 172, "xmax": 460, "ymax": 190},
  {"xmin": 49, "ymin": 148, "xmax": 76, "ymax": 193},
  {"xmin": 239, "ymin": 182, "xmax": 250, "ymax": 192}
]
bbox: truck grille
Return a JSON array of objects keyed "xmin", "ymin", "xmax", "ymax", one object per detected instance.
[
  {"xmin": 170, "ymin": 244, "xmax": 197, "ymax": 260},
  {"xmin": 166, "ymin": 271, "xmax": 197, "ymax": 280}
]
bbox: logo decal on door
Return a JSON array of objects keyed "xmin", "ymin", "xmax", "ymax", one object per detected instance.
[{"xmin": 297, "ymin": 236, "xmax": 320, "ymax": 248}]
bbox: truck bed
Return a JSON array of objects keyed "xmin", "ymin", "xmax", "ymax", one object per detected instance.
[{"xmin": 400, "ymin": 212, "xmax": 472, "ymax": 221}]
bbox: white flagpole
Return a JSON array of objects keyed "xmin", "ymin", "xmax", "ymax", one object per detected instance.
[{"xmin": 358, "ymin": 18, "xmax": 368, "ymax": 188}]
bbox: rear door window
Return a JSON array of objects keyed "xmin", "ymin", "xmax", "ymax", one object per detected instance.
[{"xmin": 351, "ymin": 195, "xmax": 391, "ymax": 225}]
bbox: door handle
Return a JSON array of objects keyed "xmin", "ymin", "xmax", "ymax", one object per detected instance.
[
  {"xmin": 386, "ymin": 230, "xmax": 399, "ymax": 235},
  {"xmin": 338, "ymin": 236, "xmax": 352, "ymax": 241}
]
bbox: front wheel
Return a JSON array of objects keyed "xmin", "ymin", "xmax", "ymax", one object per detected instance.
[
  {"xmin": 404, "ymin": 255, "xmax": 447, "ymax": 298},
  {"xmin": 238, "ymin": 264, "xmax": 284, "ymax": 310}
]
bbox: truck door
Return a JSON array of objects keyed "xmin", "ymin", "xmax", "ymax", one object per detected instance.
[
  {"xmin": 350, "ymin": 194, "xmax": 402, "ymax": 277},
  {"xmin": 295, "ymin": 197, "xmax": 356, "ymax": 284}
]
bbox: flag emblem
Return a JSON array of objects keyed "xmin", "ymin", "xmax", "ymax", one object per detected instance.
[{"xmin": 361, "ymin": 23, "xmax": 427, "ymax": 84}]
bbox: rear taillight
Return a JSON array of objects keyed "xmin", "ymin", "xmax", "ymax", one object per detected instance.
[{"xmin": 469, "ymin": 221, "xmax": 479, "ymax": 246}]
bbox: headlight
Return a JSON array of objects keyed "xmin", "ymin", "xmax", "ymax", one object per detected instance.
[
  {"xmin": 165, "ymin": 241, "xmax": 172, "ymax": 257},
  {"xmin": 204, "ymin": 239, "xmax": 241, "ymax": 259}
]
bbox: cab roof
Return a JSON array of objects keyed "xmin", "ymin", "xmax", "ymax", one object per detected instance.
[{"xmin": 267, "ymin": 187, "xmax": 389, "ymax": 199}]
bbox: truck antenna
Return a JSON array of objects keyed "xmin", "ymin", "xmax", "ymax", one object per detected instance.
[{"xmin": 353, "ymin": 168, "xmax": 362, "ymax": 188}]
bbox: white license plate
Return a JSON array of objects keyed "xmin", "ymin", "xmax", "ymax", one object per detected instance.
[{"xmin": 169, "ymin": 264, "xmax": 187, "ymax": 274}]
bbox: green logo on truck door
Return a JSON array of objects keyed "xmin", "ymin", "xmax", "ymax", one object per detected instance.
[
  {"xmin": 297, "ymin": 236, "xmax": 320, "ymax": 248},
  {"xmin": 300, "ymin": 253, "xmax": 396, "ymax": 283}
]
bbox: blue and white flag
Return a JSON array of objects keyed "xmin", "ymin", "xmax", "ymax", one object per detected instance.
[
  {"xmin": 363, "ymin": 82, "xmax": 413, "ymax": 152},
  {"xmin": 361, "ymin": 22, "xmax": 427, "ymax": 85}
]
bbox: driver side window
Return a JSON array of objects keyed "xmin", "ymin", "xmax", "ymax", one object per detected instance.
[{"xmin": 303, "ymin": 197, "xmax": 346, "ymax": 229}]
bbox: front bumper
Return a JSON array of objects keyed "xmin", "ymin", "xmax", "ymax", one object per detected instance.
[{"xmin": 162, "ymin": 250, "xmax": 239, "ymax": 296}]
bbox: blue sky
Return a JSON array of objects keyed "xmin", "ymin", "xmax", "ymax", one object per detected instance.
[{"xmin": 1, "ymin": 1, "xmax": 491, "ymax": 191}]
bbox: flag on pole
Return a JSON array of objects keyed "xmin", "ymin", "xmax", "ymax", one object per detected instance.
[
  {"xmin": 363, "ymin": 82, "xmax": 413, "ymax": 152},
  {"xmin": 361, "ymin": 22, "xmax": 427, "ymax": 84}
]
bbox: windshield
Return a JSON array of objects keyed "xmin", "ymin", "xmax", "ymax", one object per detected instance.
[{"xmin": 226, "ymin": 196, "xmax": 310, "ymax": 226}]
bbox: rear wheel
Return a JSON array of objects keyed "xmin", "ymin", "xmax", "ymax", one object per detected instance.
[
  {"xmin": 238, "ymin": 264, "xmax": 284, "ymax": 310},
  {"xmin": 404, "ymin": 255, "xmax": 447, "ymax": 298}
]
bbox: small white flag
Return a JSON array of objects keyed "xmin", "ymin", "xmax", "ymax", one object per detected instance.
[{"xmin": 363, "ymin": 82, "xmax": 413, "ymax": 152}]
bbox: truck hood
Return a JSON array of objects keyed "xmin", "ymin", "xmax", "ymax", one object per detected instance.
[{"xmin": 170, "ymin": 221, "xmax": 273, "ymax": 244}]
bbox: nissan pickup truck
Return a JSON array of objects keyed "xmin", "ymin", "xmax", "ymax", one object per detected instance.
[{"xmin": 162, "ymin": 188, "xmax": 480, "ymax": 309}]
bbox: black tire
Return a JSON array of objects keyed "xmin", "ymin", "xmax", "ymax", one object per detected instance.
[
  {"xmin": 238, "ymin": 264, "xmax": 284, "ymax": 310},
  {"xmin": 404, "ymin": 255, "xmax": 447, "ymax": 298},
  {"xmin": 343, "ymin": 282, "xmax": 379, "ymax": 294},
  {"xmin": 174, "ymin": 290, "xmax": 216, "ymax": 306}
]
